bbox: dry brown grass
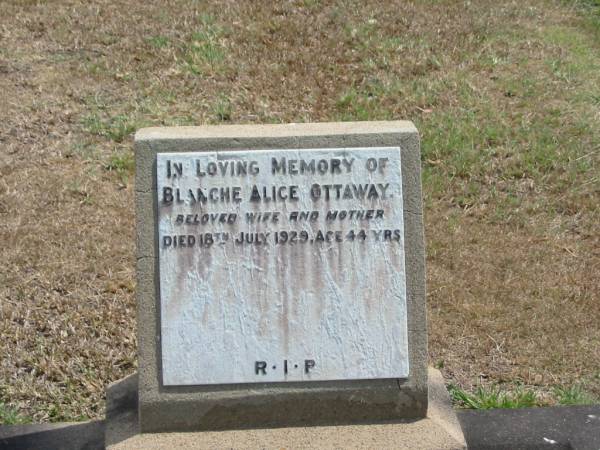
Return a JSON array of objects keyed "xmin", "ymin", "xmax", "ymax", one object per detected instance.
[{"xmin": 0, "ymin": 0, "xmax": 598, "ymax": 421}]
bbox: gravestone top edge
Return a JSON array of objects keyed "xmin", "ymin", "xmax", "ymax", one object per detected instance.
[{"xmin": 135, "ymin": 121, "xmax": 417, "ymax": 141}]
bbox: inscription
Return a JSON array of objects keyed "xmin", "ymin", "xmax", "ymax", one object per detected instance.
[
  {"xmin": 157, "ymin": 148, "xmax": 409, "ymax": 385},
  {"xmin": 254, "ymin": 360, "xmax": 315, "ymax": 375},
  {"xmin": 161, "ymin": 229, "xmax": 402, "ymax": 248},
  {"xmin": 161, "ymin": 183, "xmax": 389, "ymax": 205}
]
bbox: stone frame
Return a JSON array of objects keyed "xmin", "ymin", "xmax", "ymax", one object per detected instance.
[{"xmin": 134, "ymin": 121, "xmax": 427, "ymax": 432}]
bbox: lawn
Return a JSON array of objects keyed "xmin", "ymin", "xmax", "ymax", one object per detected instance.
[{"xmin": 0, "ymin": 0, "xmax": 598, "ymax": 422}]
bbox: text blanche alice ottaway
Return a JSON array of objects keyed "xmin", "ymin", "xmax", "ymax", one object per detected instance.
[{"xmin": 161, "ymin": 156, "xmax": 393, "ymax": 204}]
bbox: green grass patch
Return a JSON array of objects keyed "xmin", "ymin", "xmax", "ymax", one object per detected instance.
[
  {"xmin": 419, "ymin": 109, "xmax": 493, "ymax": 180},
  {"xmin": 0, "ymin": 403, "xmax": 30, "ymax": 425},
  {"xmin": 211, "ymin": 94, "xmax": 232, "ymax": 122},
  {"xmin": 147, "ymin": 35, "xmax": 169, "ymax": 49},
  {"xmin": 542, "ymin": 24, "xmax": 600, "ymax": 98},
  {"xmin": 82, "ymin": 113, "xmax": 138, "ymax": 143},
  {"xmin": 335, "ymin": 81, "xmax": 394, "ymax": 121},
  {"xmin": 105, "ymin": 149, "xmax": 134, "ymax": 180},
  {"xmin": 182, "ymin": 14, "xmax": 226, "ymax": 75},
  {"xmin": 449, "ymin": 384, "xmax": 541, "ymax": 409},
  {"xmin": 554, "ymin": 385, "xmax": 598, "ymax": 405}
]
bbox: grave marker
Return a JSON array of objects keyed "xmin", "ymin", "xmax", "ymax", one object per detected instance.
[{"xmin": 135, "ymin": 122, "xmax": 428, "ymax": 432}]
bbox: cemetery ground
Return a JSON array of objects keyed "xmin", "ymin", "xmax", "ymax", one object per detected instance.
[{"xmin": 0, "ymin": 0, "xmax": 599, "ymax": 424}]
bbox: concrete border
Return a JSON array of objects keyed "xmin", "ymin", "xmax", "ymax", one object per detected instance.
[
  {"xmin": 4, "ymin": 385, "xmax": 597, "ymax": 449},
  {"xmin": 459, "ymin": 404, "xmax": 600, "ymax": 450},
  {"xmin": 108, "ymin": 368, "xmax": 463, "ymax": 449},
  {"xmin": 134, "ymin": 121, "xmax": 428, "ymax": 432},
  {"xmin": 0, "ymin": 421, "xmax": 104, "ymax": 450}
]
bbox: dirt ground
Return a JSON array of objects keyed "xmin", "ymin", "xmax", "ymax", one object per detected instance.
[{"xmin": 0, "ymin": 0, "xmax": 598, "ymax": 421}]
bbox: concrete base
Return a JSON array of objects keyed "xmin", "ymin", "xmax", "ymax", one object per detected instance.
[
  {"xmin": 110, "ymin": 420, "xmax": 464, "ymax": 450},
  {"xmin": 106, "ymin": 368, "xmax": 466, "ymax": 449}
]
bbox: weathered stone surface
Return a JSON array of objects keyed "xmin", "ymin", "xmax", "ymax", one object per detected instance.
[
  {"xmin": 157, "ymin": 148, "xmax": 408, "ymax": 385},
  {"xmin": 135, "ymin": 121, "xmax": 427, "ymax": 431}
]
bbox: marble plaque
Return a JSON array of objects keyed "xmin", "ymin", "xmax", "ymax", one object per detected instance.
[{"xmin": 157, "ymin": 148, "xmax": 408, "ymax": 385}]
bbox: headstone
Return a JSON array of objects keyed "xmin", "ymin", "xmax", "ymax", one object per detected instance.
[{"xmin": 134, "ymin": 121, "xmax": 427, "ymax": 432}]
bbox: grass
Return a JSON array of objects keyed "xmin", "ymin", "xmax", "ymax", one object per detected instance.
[
  {"xmin": 449, "ymin": 383, "xmax": 599, "ymax": 409},
  {"xmin": 147, "ymin": 35, "xmax": 169, "ymax": 49},
  {"xmin": 554, "ymin": 385, "xmax": 598, "ymax": 406},
  {"xmin": 0, "ymin": 403, "xmax": 30, "ymax": 425},
  {"xmin": 450, "ymin": 385, "xmax": 540, "ymax": 409},
  {"xmin": 181, "ymin": 14, "xmax": 227, "ymax": 75},
  {"xmin": 82, "ymin": 113, "xmax": 138, "ymax": 143},
  {"xmin": 105, "ymin": 149, "xmax": 135, "ymax": 182},
  {"xmin": 212, "ymin": 94, "xmax": 232, "ymax": 122},
  {"xmin": 0, "ymin": 0, "xmax": 598, "ymax": 423}
]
